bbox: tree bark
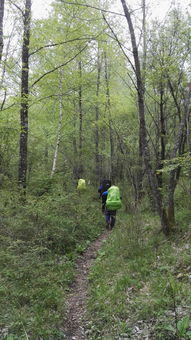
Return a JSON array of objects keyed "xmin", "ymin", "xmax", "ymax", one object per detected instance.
[
  {"xmin": 0, "ymin": 0, "xmax": 4, "ymax": 62},
  {"xmin": 18, "ymin": 0, "xmax": 31, "ymax": 190}
]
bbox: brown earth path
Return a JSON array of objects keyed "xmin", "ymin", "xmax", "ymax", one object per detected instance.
[{"xmin": 63, "ymin": 230, "xmax": 110, "ymax": 339}]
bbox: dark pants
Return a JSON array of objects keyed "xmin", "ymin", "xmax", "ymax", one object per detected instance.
[
  {"xmin": 105, "ymin": 210, "xmax": 116, "ymax": 229},
  {"xmin": 101, "ymin": 197, "xmax": 106, "ymax": 213}
]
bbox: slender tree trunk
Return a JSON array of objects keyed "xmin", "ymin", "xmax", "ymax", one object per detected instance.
[
  {"xmin": 0, "ymin": 0, "xmax": 4, "ymax": 62},
  {"xmin": 78, "ymin": 60, "xmax": 83, "ymax": 176},
  {"xmin": 120, "ymin": 0, "xmax": 169, "ymax": 233},
  {"xmin": 0, "ymin": 24, "xmax": 15, "ymax": 111},
  {"xmin": 156, "ymin": 85, "xmax": 166, "ymax": 188},
  {"xmin": 142, "ymin": 0, "xmax": 146, "ymax": 82},
  {"xmin": 72, "ymin": 100, "xmax": 78, "ymax": 177},
  {"xmin": 95, "ymin": 46, "xmax": 101, "ymax": 182},
  {"xmin": 104, "ymin": 52, "xmax": 114, "ymax": 180},
  {"xmin": 18, "ymin": 0, "xmax": 31, "ymax": 190},
  {"xmin": 109, "ymin": 120, "xmax": 114, "ymax": 179},
  {"xmin": 135, "ymin": 0, "xmax": 146, "ymax": 202},
  {"xmin": 186, "ymin": 103, "xmax": 191, "ymax": 178},
  {"xmin": 44, "ymin": 143, "xmax": 49, "ymax": 171},
  {"xmin": 167, "ymin": 85, "xmax": 191, "ymax": 226},
  {"xmin": 51, "ymin": 70, "xmax": 64, "ymax": 177}
]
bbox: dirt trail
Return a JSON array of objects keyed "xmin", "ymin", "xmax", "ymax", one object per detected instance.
[{"xmin": 64, "ymin": 230, "xmax": 110, "ymax": 339}]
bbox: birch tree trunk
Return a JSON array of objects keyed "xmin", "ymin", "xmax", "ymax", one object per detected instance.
[
  {"xmin": 18, "ymin": 0, "xmax": 31, "ymax": 190},
  {"xmin": 0, "ymin": 0, "xmax": 4, "ymax": 63},
  {"xmin": 51, "ymin": 70, "xmax": 64, "ymax": 177}
]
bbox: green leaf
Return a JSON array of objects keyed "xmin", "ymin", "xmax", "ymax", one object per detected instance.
[
  {"xmin": 177, "ymin": 316, "xmax": 190, "ymax": 336},
  {"xmin": 164, "ymin": 324, "xmax": 176, "ymax": 333},
  {"xmin": 186, "ymin": 330, "xmax": 191, "ymax": 339}
]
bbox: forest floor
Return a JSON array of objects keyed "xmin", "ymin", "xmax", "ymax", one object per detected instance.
[{"xmin": 63, "ymin": 230, "xmax": 110, "ymax": 339}]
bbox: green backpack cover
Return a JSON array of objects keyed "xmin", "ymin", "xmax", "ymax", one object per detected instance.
[{"xmin": 106, "ymin": 185, "xmax": 122, "ymax": 210}]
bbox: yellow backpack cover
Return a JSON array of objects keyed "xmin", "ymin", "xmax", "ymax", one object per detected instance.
[{"xmin": 77, "ymin": 178, "xmax": 86, "ymax": 191}]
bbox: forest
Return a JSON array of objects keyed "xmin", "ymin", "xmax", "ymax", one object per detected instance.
[{"xmin": 0, "ymin": 0, "xmax": 191, "ymax": 339}]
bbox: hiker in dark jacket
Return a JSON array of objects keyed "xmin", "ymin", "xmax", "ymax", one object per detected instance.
[{"xmin": 98, "ymin": 179, "xmax": 111, "ymax": 212}]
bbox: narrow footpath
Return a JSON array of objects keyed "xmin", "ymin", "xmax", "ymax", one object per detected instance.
[{"xmin": 64, "ymin": 230, "xmax": 110, "ymax": 339}]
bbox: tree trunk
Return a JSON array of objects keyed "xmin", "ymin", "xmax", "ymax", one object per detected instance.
[
  {"xmin": 72, "ymin": 100, "xmax": 78, "ymax": 178},
  {"xmin": 0, "ymin": 0, "xmax": 4, "ymax": 62},
  {"xmin": 142, "ymin": 0, "xmax": 146, "ymax": 82},
  {"xmin": 95, "ymin": 46, "xmax": 101, "ymax": 182},
  {"xmin": 104, "ymin": 52, "xmax": 114, "ymax": 180},
  {"xmin": 1, "ymin": 24, "xmax": 15, "ymax": 111},
  {"xmin": 156, "ymin": 85, "xmax": 166, "ymax": 189},
  {"xmin": 78, "ymin": 60, "xmax": 83, "ymax": 176},
  {"xmin": 167, "ymin": 86, "xmax": 191, "ymax": 226},
  {"xmin": 18, "ymin": 0, "xmax": 31, "ymax": 191},
  {"xmin": 120, "ymin": 0, "xmax": 170, "ymax": 233},
  {"xmin": 51, "ymin": 70, "xmax": 64, "ymax": 177}
]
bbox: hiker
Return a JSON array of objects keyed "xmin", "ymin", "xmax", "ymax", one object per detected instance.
[
  {"xmin": 98, "ymin": 179, "xmax": 111, "ymax": 213},
  {"xmin": 102, "ymin": 185, "xmax": 122, "ymax": 230},
  {"xmin": 77, "ymin": 178, "xmax": 86, "ymax": 191}
]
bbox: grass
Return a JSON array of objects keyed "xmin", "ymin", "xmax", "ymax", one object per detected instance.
[
  {"xmin": 0, "ymin": 184, "xmax": 103, "ymax": 339},
  {"xmin": 87, "ymin": 207, "xmax": 191, "ymax": 340}
]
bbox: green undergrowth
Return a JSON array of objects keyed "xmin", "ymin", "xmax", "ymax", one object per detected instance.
[
  {"xmin": 0, "ymin": 183, "xmax": 103, "ymax": 339},
  {"xmin": 87, "ymin": 209, "xmax": 191, "ymax": 340}
]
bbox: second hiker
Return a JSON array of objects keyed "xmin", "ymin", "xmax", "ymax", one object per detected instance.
[{"xmin": 98, "ymin": 179, "xmax": 111, "ymax": 213}]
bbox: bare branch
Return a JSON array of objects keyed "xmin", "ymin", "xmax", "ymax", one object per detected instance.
[
  {"xmin": 8, "ymin": 0, "xmax": 24, "ymax": 16},
  {"xmin": 0, "ymin": 90, "xmax": 7, "ymax": 111},
  {"xmin": 59, "ymin": 0, "xmax": 125, "ymax": 17},
  {"xmin": 0, "ymin": 102, "xmax": 17, "ymax": 112},
  {"xmin": 30, "ymin": 36, "xmax": 99, "ymax": 56},
  {"xmin": 113, "ymin": 69, "xmax": 137, "ymax": 94},
  {"xmin": 31, "ymin": 44, "xmax": 88, "ymax": 87},
  {"xmin": 102, "ymin": 13, "xmax": 136, "ymax": 76}
]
